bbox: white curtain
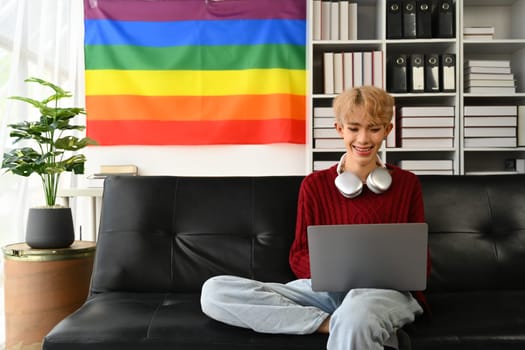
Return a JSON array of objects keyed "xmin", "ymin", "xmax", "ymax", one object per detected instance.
[
  {"xmin": 0, "ymin": 1, "xmax": 85, "ymax": 344},
  {"xmin": 0, "ymin": 0, "xmax": 85, "ymax": 247}
]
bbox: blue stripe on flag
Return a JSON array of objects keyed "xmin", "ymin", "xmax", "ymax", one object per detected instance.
[{"xmin": 84, "ymin": 18, "xmax": 306, "ymax": 47}]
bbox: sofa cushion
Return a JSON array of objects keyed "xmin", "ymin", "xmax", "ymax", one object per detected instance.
[
  {"xmin": 419, "ymin": 175, "xmax": 525, "ymax": 292},
  {"xmin": 91, "ymin": 176, "xmax": 303, "ymax": 294},
  {"xmin": 407, "ymin": 290, "xmax": 525, "ymax": 350},
  {"xmin": 45, "ymin": 292, "xmax": 329, "ymax": 350}
]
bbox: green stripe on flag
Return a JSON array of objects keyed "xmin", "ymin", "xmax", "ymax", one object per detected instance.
[{"xmin": 85, "ymin": 44, "xmax": 305, "ymax": 70}]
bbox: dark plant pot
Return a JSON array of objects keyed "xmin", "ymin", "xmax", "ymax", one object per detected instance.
[{"xmin": 25, "ymin": 207, "xmax": 75, "ymax": 249}]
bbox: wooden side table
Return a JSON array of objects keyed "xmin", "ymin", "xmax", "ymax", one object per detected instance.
[{"xmin": 3, "ymin": 241, "xmax": 96, "ymax": 350}]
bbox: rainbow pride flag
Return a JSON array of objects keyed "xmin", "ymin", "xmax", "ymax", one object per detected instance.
[{"xmin": 84, "ymin": 0, "xmax": 306, "ymax": 145}]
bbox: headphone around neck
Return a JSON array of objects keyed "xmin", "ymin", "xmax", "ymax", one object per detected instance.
[{"xmin": 334, "ymin": 154, "xmax": 392, "ymax": 198}]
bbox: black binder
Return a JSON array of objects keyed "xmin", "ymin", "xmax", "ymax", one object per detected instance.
[
  {"xmin": 408, "ymin": 54, "xmax": 425, "ymax": 92},
  {"xmin": 440, "ymin": 53, "xmax": 456, "ymax": 92},
  {"xmin": 416, "ymin": 0, "xmax": 432, "ymax": 38},
  {"xmin": 387, "ymin": 54, "xmax": 408, "ymax": 93},
  {"xmin": 434, "ymin": 0, "xmax": 454, "ymax": 38},
  {"xmin": 425, "ymin": 54, "xmax": 440, "ymax": 92},
  {"xmin": 402, "ymin": 0, "xmax": 416, "ymax": 39},
  {"xmin": 386, "ymin": 0, "xmax": 403, "ymax": 39}
]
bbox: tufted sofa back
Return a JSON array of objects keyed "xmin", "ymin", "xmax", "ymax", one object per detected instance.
[
  {"xmin": 90, "ymin": 176, "xmax": 302, "ymax": 294},
  {"xmin": 90, "ymin": 174, "xmax": 525, "ymax": 296},
  {"xmin": 420, "ymin": 175, "xmax": 525, "ymax": 292}
]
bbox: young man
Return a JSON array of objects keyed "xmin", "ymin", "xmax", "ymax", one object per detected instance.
[{"xmin": 201, "ymin": 86, "xmax": 429, "ymax": 350}]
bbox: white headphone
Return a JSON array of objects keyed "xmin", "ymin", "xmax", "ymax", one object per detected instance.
[{"xmin": 334, "ymin": 153, "xmax": 392, "ymax": 198}]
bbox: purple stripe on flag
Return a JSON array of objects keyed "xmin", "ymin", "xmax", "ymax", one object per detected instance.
[{"xmin": 84, "ymin": 0, "xmax": 306, "ymax": 21}]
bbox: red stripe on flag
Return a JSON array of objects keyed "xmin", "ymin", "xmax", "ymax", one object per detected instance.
[{"xmin": 87, "ymin": 119, "xmax": 306, "ymax": 145}]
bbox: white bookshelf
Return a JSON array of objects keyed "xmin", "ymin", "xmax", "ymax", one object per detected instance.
[{"xmin": 307, "ymin": 0, "xmax": 525, "ymax": 175}]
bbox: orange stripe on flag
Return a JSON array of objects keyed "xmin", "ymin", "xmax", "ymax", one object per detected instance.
[
  {"xmin": 87, "ymin": 119, "xmax": 306, "ymax": 145},
  {"xmin": 86, "ymin": 94, "xmax": 306, "ymax": 121}
]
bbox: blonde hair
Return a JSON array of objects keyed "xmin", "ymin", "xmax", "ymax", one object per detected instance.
[{"xmin": 333, "ymin": 86, "xmax": 395, "ymax": 126}]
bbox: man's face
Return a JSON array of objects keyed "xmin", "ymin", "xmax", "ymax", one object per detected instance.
[{"xmin": 335, "ymin": 106, "xmax": 393, "ymax": 167}]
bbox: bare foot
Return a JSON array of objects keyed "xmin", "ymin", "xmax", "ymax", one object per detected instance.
[{"xmin": 317, "ymin": 316, "xmax": 330, "ymax": 334}]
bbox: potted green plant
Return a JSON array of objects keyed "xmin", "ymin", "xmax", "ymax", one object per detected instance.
[{"xmin": 1, "ymin": 77, "xmax": 97, "ymax": 249}]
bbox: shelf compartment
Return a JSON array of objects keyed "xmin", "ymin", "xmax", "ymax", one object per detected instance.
[{"xmin": 463, "ymin": 0, "xmax": 525, "ymax": 40}]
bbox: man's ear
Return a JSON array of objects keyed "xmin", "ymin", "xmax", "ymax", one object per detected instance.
[
  {"xmin": 335, "ymin": 121, "xmax": 344, "ymax": 137},
  {"xmin": 384, "ymin": 122, "xmax": 394, "ymax": 137}
]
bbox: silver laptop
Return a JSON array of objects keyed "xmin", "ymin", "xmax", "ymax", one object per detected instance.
[{"xmin": 307, "ymin": 223, "xmax": 428, "ymax": 292}]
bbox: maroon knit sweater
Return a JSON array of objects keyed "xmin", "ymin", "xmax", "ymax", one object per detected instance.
[{"xmin": 289, "ymin": 164, "xmax": 431, "ymax": 312}]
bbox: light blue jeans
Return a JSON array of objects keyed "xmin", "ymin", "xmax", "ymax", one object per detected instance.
[{"xmin": 201, "ymin": 276, "xmax": 423, "ymax": 350}]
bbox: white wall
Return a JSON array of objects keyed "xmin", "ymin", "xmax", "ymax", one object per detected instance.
[{"xmin": 83, "ymin": 144, "xmax": 308, "ymax": 177}]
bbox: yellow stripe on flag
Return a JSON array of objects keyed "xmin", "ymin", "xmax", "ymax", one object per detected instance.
[{"xmin": 85, "ymin": 69, "xmax": 306, "ymax": 96}]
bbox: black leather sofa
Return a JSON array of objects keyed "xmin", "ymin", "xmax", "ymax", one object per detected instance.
[{"xmin": 44, "ymin": 174, "xmax": 525, "ymax": 350}]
